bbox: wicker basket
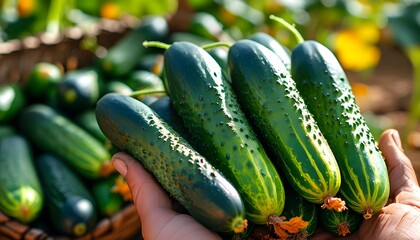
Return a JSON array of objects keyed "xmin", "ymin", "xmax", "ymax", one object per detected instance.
[{"xmin": 0, "ymin": 17, "xmax": 142, "ymax": 240}]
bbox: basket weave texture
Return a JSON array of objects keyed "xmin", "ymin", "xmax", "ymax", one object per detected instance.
[{"xmin": 0, "ymin": 18, "xmax": 141, "ymax": 240}]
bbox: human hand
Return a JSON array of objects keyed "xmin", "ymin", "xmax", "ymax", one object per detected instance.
[
  {"xmin": 112, "ymin": 128, "xmax": 420, "ymax": 240},
  {"xmin": 111, "ymin": 152, "xmax": 221, "ymax": 240},
  {"xmin": 311, "ymin": 129, "xmax": 420, "ymax": 239}
]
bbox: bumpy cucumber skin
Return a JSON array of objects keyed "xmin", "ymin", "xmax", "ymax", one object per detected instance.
[
  {"xmin": 291, "ymin": 40, "xmax": 390, "ymax": 216},
  {"xmin": 228, "ymin": 40, "xmax": 341, "ymax": 205},
  {"xmin": 36, "ymin": 154, "xmax": 97, "ymax": 237},
  {"xmin": 319, "ymin": 207, "xmax": 363, "ymax": 236},
  {"xmin": 0, "ymin": 135, "xmax": 43, "ymax": 223},
  {"xmin": 95, "ymin": 93, "xmax": 245, "ymax": 233},
  {"xmin": 163, "ymin": 41, "xmax": 285, "ymax": 224},
  {"xmin": 248, "ymin": 32, "xmax": 291, "ymax": 71},
  {"xmin": 18, "ymin": 104, "xmax": 111, "ymax": 179}
]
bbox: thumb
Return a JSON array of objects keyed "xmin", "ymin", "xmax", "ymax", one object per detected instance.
[
  {"xmin": 111, "ymin": 152, "xmax": 174, "ymax": 220},
  {"xmin": 378, "ymin": 129, "xmax": 419, "ymax": 199}
]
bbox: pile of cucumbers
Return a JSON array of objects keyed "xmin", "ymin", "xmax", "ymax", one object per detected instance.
[{"xmin": 0, "ymin": 12, "xmax": 390, "ymax": 240}]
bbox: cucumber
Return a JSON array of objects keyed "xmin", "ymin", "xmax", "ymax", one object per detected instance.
[
  {"xmin": 281, "ymin": 183, "xmax": 318, "ymax": 238},
  {"xmin": 18, "ymin": 104, "xmax": 113, "ymax": 179},
  {"xmin": 0, "ymin": 134, "xmax": 43, "ymax": 223},
  {"xmin": 228, "ymin": 40, "xmax": 342, "ymax": 209},
  {"xmin": 36, "ymin": 154, "xmax": 97, "ymax": 237},
  {"xmin": 55, "ymin": 67, "xmax": 102, "ymax": 114},
  {"xmin": 25, "ymin": 62, "xmax": 62, "ymax": 100},
  {"xmin": 100, "ymin": 16, "xmax": 169, "ymax": 77},
  {"xmin": 124, "ymin": 70, "xmax": 164, "ymax": 91},
  {"xmin": 291, "ymin": 40, "xmax": 390, "ymax": 219},
  {"xmin": 74, "ymin": 110, "xmax": 108, "ymax": 144},
  {"xmin": 148, "ymin": 96, "xmax": 191, "ymax": 140},
  {"xmin": 248, "ymin": 32, "xmax": 291, "ymax": 71},
  {"xmin": 91, "ymin": 174, "xmax": 124, "ymax": 217},
  {"xmin": 95, "ymin": 93, "xmax": 247, "ymax": 233},
  {"xmin": 103, "ymin": 80, "xmax": 133, "ymax": 96},
  {"xmin": 188, "ymin": 12, "xmax": 230, "ymax": 42},
  {"xmin": 0, "ymin": 83, "xmax": 26, "ymax": 123},
  {"xmin": 156, "ymin": 41, "xmax": 285, "ymax": 225},
  {"xmin": 319, "ymin": 207, "xmax": 363, "ymax": 237}
]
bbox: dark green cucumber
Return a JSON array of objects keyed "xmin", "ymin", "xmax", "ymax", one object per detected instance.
[
  {"xmin": 55, "ymin": 67, "xmax": 102, "ymax": 113},
  {"xmin": 92, "ymin": 174, "xmax": 124, "ymax": 217},
  {"xmin": 103, "ymin": 80, "xmax": 133, "ymax": 96},
  {"xmin": 319, "ymin": 206, "xmax": 363, "ymax": 237},
  {"xmin": 100, "ymin": 16, "xmax": 168, "ymax": 77},
  {"xmin": 281, "ymin": 183, "xmax": 318, "ymax": 238},
  {"xmin": 148, "ymin": 96, "xmax": 191, "ymax": 140},
  {"xmin": 188, "ymin": 12, "xmax": 231, "ymax": 42},
  {"xmin": 248, "ymin": 32, "xmax": 291, "ymax": 71},
  {"xmin": 95, "ymin": 93, "xmax": 246, "ymax": 233},
  {"xmin": 291, "ymin": 40, "xmax": 390, "ymax": 219},
  {"xmin": 0, "ymin": 134, "xmax": 43, "ymax": 223},
  {"xmin": 228, "ymin": 40, "xmax": 342, "ymax": 208},
  {"xmin": 160, "ymin": 41, "xmax": 285, "ymax": 224},
  {"xmin": 36, "ymin": 154, "xmax": 97, "ymax": 237},
  {"xmin": 19, "ymin": 104, "xmax": 113, "ymax": 179},
  {"xmin": 0, "ymin": 83, "xmax": 26, "ymax": 123},
  {"xmin": 74, "ymin": 110, "xmax": 108, "ymax": 144},
  {"xmin": 124, "ymin": 70, "xmax": 165, "ymax": 93}
]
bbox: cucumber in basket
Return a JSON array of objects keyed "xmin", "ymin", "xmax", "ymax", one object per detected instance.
[
  {"xmin": 100, "ymin": 15, "xmax": 169, "ymax": 77},
  {"xmin": 18, "ymin": 104, "xmax": 113, "ymax": 179},
  {"xmin": 0, "ymin": 134, "xmax": 43, "ymax": 224},
  {"xmin": 96, "ymin": 93, "xmax": 247, "ymax": 233},
  {"xmin": 144, "ymin": 41, "xmax": 285, "ymax": 226},
  {"xmin": 270, "ymin": 15, "xmax": 390, "ymax": 219},
  {"xmin": 36, "ymin": 154, "xmax": 97, "ymax": 237}
]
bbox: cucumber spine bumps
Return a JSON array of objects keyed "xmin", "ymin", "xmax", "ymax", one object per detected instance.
[
  {"xmin": 228, "ymin": 40, "xmax": 343, "ymax": 211},
  {"xmin": 153, "ymin": 41, "xmax": 285, "ymax": 225},
  {"xmin": 291, "ymin": 40, "xmax": 390, "ymax": 219},
  {"xmin": 95, "ymin": 93, "xmax": 247, "ymax": 233}
]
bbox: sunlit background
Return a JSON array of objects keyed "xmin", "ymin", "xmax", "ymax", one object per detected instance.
[{"xmin": 1, "ymin": 0, "xmax": 420, "ymax": 175}]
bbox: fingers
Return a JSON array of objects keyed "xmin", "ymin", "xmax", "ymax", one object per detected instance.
[{"xmin": 378, "ymin": 129, "xmax": 420, "ymax": 198}]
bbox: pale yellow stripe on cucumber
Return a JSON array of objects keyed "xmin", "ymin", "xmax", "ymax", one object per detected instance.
[
  {"xmin": 340, "ymin": 153, "xmax": 369, "ymax": 214},
  {"xmin": 241, "ymin": 149, "xmax": 281, "ymax": 223},
  {"xmin": 289, "ymin": 120, "xmax": 329, "ymax": 195}
]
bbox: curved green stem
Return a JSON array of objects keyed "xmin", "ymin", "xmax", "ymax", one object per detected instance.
[
  {"xmin": 130, "ymin": 89, "xmax": 166, "ymax": 98},
  {"xmin": 143, "ymin": 41, "xmax": 171, "ymax": 50},
  {"xmin": 269, "ymin": 15, "xmax": 304, "ymax": 45},
  {"xmin": 201, "ymin": 42, "xmax": 232, "ymax": 50}
]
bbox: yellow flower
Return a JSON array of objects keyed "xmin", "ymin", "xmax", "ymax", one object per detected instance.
[{"xmin": 334, "ymin": 23, "xmax": 381, "ymax": 71}]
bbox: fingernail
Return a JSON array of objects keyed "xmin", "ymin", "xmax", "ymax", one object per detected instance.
[
  {"xmin": 112, "ymin": 158, "xmax": 128, "ymax": 177},
  {"xmin": 391, "ymin": 130, "xmax": 404, "ymax": 152}
]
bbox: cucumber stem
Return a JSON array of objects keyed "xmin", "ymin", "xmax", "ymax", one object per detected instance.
[
  {"xmin": 129, "ymin": 89, "xmax": 166, "ymax": 98},
  {"xmin": 232, "ymin": 218, "xmax": 248, "ymax": 234},
  {"xmin": 143, "ymin": 41, "xmax": 170, "ymax": 50},
  {"xmin": 269, "ymin": 15, "xmax": 305, "ymax": 45},
  {"xmin": 201, "ymin": 42, "xmax": 232, "ymax": 50},
  {"xmin": 337, "ymin": 222, "xmax": 351, "ymax": 236}
]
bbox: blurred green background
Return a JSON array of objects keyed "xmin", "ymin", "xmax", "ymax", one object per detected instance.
[{"xmin": 1, "ymin": 0, "xmax": 420, "ymax": 144}]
